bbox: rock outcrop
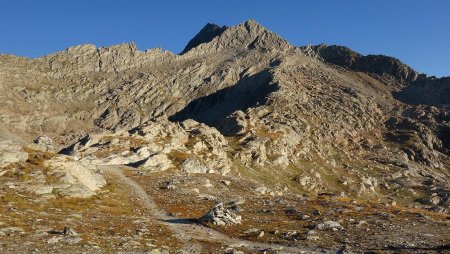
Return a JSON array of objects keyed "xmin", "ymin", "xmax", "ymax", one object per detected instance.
[
  {"xmin": 61, "ymin": 118, "xmax": 232, "ymax": 175},
  {"xmin": 0, "ymin": 140, "xmax": 106, "ymax": 198}
]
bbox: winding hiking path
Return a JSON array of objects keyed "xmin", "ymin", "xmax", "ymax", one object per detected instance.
[{"xmin": 101, "ymin": 165, "xmax": 333, "ymax": 253}]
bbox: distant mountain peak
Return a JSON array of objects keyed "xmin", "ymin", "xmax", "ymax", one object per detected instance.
[
  {"xmin": 180, "ymin": 23, "xmax": 228, "ymax": 54},
  {"xmin": 181, "ymin": 19, "xmax": 291, "ymax": 55}
]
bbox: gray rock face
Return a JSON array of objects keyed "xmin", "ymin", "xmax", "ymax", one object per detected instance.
[
  {"xmin": 301, "ymin": 44, "xmax": 419, "ymax": 84},
  {"xmin": 302, "ymin": 44, "xmax": 450, "ymax": 106},
  {"xmin": 0, "ymin": 140, "xmax": 28, "ymax": 167}
]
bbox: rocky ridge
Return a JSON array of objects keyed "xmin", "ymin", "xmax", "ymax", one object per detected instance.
[{"xmin": 0, "ymin": 20, "xmax": 449, "ymax": 253}]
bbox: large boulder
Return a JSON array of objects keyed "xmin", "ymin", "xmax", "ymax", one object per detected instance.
[
  {"xmin": 181, "ymin": 158, "xmax": 212, "ymax": 174},
  {"xmin": 47, "ymin": 156, "xmax": 107, "ymax": 198},
  {"xmin": 199, "ymin": 203, "xmax": 242, "ymax": 226}
]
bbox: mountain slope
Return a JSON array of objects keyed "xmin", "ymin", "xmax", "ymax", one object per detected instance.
[{"xmin": 0, "ymin": 19, "xmax": 449, "ymax": 252}]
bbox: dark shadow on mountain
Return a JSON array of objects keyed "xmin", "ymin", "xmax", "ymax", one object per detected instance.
[
  {"xmin": 169, "ymin": 69, "xmax": 278, "ymax": 134},
  {"xmin": 125, "ymin": 158, "xmax": 147, "ymax": 168},
  {"xmin": 180, "ymin": 23, "xmax": 227, "ymax": 54},
  {"xmin": 58, "ymin": 135, "xmax": 90, "ymax": 155},
  {"xmin": 393, "ymin": 76, "xmax": 450, "ymax": 106}
]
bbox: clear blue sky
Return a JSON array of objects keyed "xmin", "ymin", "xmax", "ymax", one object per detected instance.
[{"xmin": 1, "ymin": 0, "xmax": 449, "ymax": 77}]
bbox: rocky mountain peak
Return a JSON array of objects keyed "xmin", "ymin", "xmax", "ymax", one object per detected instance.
[
  {"xmin": 181, "ymin": 23, "xmax": 228, "ymax": 54},
  {"xmin": 242, "ymin": 19, "xmax": 264, "ymax": 31},
  {"xmin": 181, "ymin": 19, "xmax": 291, "ymax": 56}
]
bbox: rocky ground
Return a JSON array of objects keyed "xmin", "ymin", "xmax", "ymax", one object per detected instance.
[
  {"xmin": 0, "ymin": 138, "xmax": 449, "ymax": 253},
  {"xmin": 0, "ymin": 20, "xmax": 449, "ymax": 253}
]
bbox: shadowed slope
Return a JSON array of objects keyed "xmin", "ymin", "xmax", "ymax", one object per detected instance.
[{"xmin": 169, "ymin": 70, "xmax": 278, "ymax": 131}]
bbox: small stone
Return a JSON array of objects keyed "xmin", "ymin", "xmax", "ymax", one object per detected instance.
[
  {"xmin": 315, "ymin": 221, "xmax": 344, "ymax": 231},
  {"xmin": 300, "ymin": 214, "xmax": 311, "ymax": 220},
  {"xmin": 221, "ymin": 180, "xmax": 231, "ymax": 186},
  {"xmin": 244, "ymin": 228, "xmax": 260, "ymax": 235},
  {"xmin": 203, "ymin": 179, "xmax": 213, "ymax": 188},
  {"xmin": 197, "ymin": 194, "xmax": 216, "ymax": 201},
  {"xmin": 255, "ymin": 186, "xmax": 268, "ymax": 195},
  {"xmin": 63, "ymin": 227, "xmax": 78, "ymax": 236},
  {"xmin": 34, "ymin": 186, "xmax": 54, "ymax": 195},
  {"xmin": 64, "ymin": 236, "xmax": 82, "ymax": 244},
  {"xmin": 356, "ymin": 220, "xmax": 368, "ymax": 227},
  {"xmin": 307, "ymin": 230, "xmax": 317, "ymax": 235},
  {"xmin": 306, "ymin": 235, "xmax": 320, "ymax": 241}
]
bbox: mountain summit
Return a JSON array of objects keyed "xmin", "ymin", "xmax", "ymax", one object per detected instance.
[
  {"xmin": 181, "ymin": 23, "xmax": 228, "ymax": 54},
  {"xmin": 0, "ymin": 20, "xmax": 449, "ymax": 253},
  {"xmin": 180, "ymin": 20, "xmax": 291, "ymax": 55}
]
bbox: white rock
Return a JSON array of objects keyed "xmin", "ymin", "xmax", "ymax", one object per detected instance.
[
  {"xmin": 181, "ymin": 158, "xmax": 211, "ymax": 174},
  {"xmin": 315, "ymin": 221, "xmax": 344, "ymax": 231},
  {"xmin": 34, "ymin": 186, "xmax": 54, "ymax": 195},
  {"xmin": 47, "ymin": 156, "xmax": 106, "ymax": 198},
  {"xmin": 199, "ymin": 203, "xmax": 242, "ymax": 225},
  {"xmin": 141, "ymin": 153, "xmax": 173, "ymax": 171},
  {"xmin": 255, "ymin": 186, "xmax": 269, "ymax": 195}
]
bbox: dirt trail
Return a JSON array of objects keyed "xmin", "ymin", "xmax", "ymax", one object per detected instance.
[{"xmin": 101, "ymin": 165, "xmax": 333, "ymax": 253}]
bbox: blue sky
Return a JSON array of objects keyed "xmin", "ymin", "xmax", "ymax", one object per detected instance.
[{"xmin": 1, "ymin": 0, "xmax": 449, "ymax": 77}]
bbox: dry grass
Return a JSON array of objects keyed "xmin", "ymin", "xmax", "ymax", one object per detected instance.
[
  {"xmin": 254, "ymin": 127, "xmax": 283, "ymax": 141},
  {"xmin": 3, "ymin": 146, "xmax": 57, "ymax": 183},
  {"xmin": 167, "ymin": 150, "xmax": 192, "ymax": 165}
]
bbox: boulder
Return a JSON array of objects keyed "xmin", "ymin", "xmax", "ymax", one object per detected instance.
[
  {"xmin": 199, "ymin": 203, "xmax": 242, "ymax": 225},
  {"xmin": 315, "ymin": 220, "xmax": 344, "ymax": 231},
  {"xmin": 181, "ymin": 158, "xmax": 212, "ymax": 174},
  {"xmin": 48, "ymin": 156, "xmax": 107, "ymax": 198},
  {"xmin": 141, "ymin": 153, "xmax": 173, "ymax": 171}
]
